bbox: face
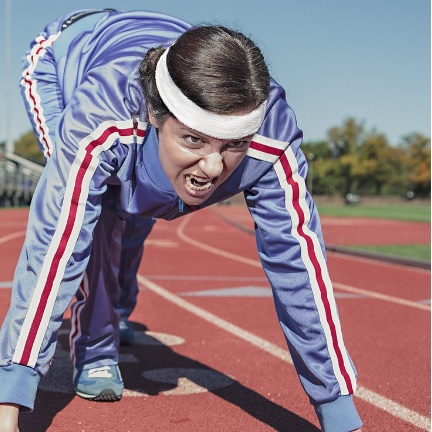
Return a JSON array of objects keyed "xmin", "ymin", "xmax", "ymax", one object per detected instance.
[{"xmin": 152, "ymin": 115, "xmax": 253, "ymax": 206}]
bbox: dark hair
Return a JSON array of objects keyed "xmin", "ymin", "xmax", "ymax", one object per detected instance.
[{"xmin": 139, "ymin": 25, "xmax": 270, "ymax": 125}]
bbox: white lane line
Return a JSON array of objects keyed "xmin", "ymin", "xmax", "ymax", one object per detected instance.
[
  {"xmin": 0, "ymin": 231, "xmax": 26, "ymax": 245},
  {"xmin": 334, "ymin": 282, "xmax": 430, "ymax": 311},
  {"xmin": 177, "ymin": 214, "xmax": 430, "ymax": 311},
  {"xmin": 177, "ymin": 215, "xmax": 261, "ymax": 268},
  {"xmin": 138, "ymin": 274, "xmax": 293, "ymax": 365},
  {"xmin": 138, "ymin": 275, "xmax": 430, "ymax": 431},
  {"xmin": 327, "ymin": 250, "xmax": 431, "ymax": 275},
  {"xmin": 146, "ymin": 275, "xmax": 268, "ymax": 282},
  {"xmin": 0, "ymin": 230, "xmax": 26, "ymax": 289},
  {"xmin": 355, "ymin": 387, "xmax": 431, "ymax": 431},
  {"xmin": 0, "ymin": 231, "xmax": 26, "ymax": 290},
  {"xmin": 210, "ymin": 207, "xmax": 431, "ymax": 275}
]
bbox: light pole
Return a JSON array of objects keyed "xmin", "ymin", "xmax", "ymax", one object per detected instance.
[{"xmin": 5, "ymin": 0, "xmax": 13, "ymax": 153}]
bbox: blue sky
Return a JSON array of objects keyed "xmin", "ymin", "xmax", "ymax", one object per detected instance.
[{"xmin": 0, "ymin": 0, "xmax": 430, "ymax": 147}]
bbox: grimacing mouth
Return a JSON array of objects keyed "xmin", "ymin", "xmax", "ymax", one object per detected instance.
[{"xmin": 185, "ymin": 174, "xmax": 214, "ymax": 191}]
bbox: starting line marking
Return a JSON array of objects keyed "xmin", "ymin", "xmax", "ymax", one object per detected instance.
[
  {"xmin": 40, "ymin": 330, "xmax": 235, "ymax": 397},
  {"xmin": 139, "ymin": 368, "xmax": 234, "ymax": 396},
  {"xmin": 138, "ymin": 275, "xmax": 431, "ymax": 431}
]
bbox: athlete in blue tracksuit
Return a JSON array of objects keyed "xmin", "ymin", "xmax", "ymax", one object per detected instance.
[{"xmin": 0, "ymin": 9, "xmax": 362, "ymax": 431}]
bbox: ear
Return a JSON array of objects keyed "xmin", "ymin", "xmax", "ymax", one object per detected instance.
[{"xmin": 147, "ymin": 107, "xmax": 158, "ymax": 128}]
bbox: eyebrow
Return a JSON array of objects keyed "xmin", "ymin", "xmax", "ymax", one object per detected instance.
[
  {"xmin": 177, "ymin": 125, "xmax": 209, "ymax": 140},
  {"xmin": 177, "ymin": 123, "xmax": 254, "ymax": 143}
]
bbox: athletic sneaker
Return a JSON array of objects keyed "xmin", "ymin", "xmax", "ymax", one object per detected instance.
[
  {"xmin": 119, "ymin": 319, "xmax": 135, "ymax": 346},
  {"xmin": 74, "ymin": 365, "xmax": 124, "ymax": 401}
]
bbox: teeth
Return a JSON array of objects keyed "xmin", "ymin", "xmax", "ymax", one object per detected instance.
[{"xmin": 186, "ymin": 174, "xmax": 213, "ymax": 191}]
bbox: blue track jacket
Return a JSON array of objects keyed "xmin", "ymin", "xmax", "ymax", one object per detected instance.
[{"xmin": 0, "ymin": 9, "xmax": 362, "ymax": 432}]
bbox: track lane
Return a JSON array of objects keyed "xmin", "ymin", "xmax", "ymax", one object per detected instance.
[
  {"xmin": 151, "ymin": 208, "xmax": 430, "ymax": 430},
  {"xmin": 0, "ymin": 207, "xmax": 429, "ymax": 431}
]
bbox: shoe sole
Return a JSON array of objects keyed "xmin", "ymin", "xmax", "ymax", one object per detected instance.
[{"xmin": 76, "ymin": 388, "xmax": 122, "ymax": 402}]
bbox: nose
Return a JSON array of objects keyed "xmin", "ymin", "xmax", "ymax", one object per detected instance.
[{"xmin": 198, "ymin": 151, "xmax": 224, "ymax": 178}]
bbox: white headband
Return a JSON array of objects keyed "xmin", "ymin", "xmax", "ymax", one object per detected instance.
[{"xmin": 155, "ymin": 48, "xmax": 267, "ymax": 140}]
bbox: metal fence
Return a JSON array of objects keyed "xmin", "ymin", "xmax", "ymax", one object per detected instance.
[{"xmin": 0, "ymin": 152, "xmax": 44, "ymax": 207}]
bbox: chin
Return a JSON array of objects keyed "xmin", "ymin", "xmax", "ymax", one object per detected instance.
[
  {"xmin": 178, "ymin": 191, "xmax": 213, "ymax": 207},
  {"xmin": 181, "ymin": 196, "xmax": 207, "ymax": 206}
]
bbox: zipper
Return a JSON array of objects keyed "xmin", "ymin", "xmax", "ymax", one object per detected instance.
[{"xmin": 178, "ymin": 198, "xmax": 184, "ymax": 212}]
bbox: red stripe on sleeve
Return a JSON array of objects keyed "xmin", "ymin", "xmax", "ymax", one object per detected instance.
[
  {"xmin": 249, "ymin": 140, "xmax": 284, "ymax": 156},
  {"xmin": 279, "ymin": 153, "xmax": 354, "ymax": 393},
  {"xmin": 19, "ymin": 125, "xmax": 135, "ymax": 364}
]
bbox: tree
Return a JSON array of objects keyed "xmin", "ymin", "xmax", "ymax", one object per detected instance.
[
  {"xmin": 13, "ymin": 131, "xmax": 45, "ymax": 166},
  {"xmin": 382, "ymin": 145, "xmax": 407, "ymax": 195},
  {"xmin": 302, "ymin": 140, "xmax": 345, "ymax": 195},
  {"xmin": 327, "ymin": 118, "xmax": 366, "ymax": 195},
  {"xmin": 356, "ymin": 133, "xmax": 395, "ymax": 195},
  {"xmin": 400, "ymin": 133, "xmax": 431, "ymax": 196},
  {"xmin": 327, "ymin": 117, "xmax": 366, "ymax": 157},
  {"xmin": 313, "ymin": 157, "xmax": 345, "ymax": 196},
  {"xmin": 303, "ymin": 118, "xmax": 431, "ymax": 197}
]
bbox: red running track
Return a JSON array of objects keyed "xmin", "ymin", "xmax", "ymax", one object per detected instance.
[{"xmin": 0, "ymin": 206, "xmax": 429, "ymax": 431}]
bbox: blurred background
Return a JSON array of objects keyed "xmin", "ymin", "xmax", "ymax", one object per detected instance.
[{"xmin": 0, "ymin": 0, "xmax": 430, "ymax": 261}]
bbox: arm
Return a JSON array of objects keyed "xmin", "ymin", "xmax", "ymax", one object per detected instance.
[
  {"xmin": 244, "ymin": 81, "xmax": 363, "ymax": 432},
  {"xmin": 0, "ymin": 71, "xmax": 136, "ymax": 410},
  {"xmin": 0, "ymin": 122, "xmax": 112, "ymax": 409}
]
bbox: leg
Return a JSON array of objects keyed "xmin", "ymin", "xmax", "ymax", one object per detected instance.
[
  {"xmin": 69, "ymin": 186, "xmax": 155, "ymax": 400},
  {"xmin": 69, "ymin": 186, "xmax": 125, "ymax": 400},
  {"xmin": 117, "ymin": 215, "xmax": 156, "ymax": 345},
  {"xmin": 20, "ymin": 15, "xmax": 66, "ymax": 159}
]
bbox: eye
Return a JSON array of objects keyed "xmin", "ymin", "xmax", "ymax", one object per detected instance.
[
  {"xmin": 227, "ymin": 140, "xmax": 249, "ymax": 150},
  {"xmin": 183, "ymin": 135, "xmax": 204, "ymax": 147}
]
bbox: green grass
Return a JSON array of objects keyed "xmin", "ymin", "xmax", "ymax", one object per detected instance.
[
  {"xmin": 316, "ymin": 201, "xmax": 431, "ymax": 223},
  {"xmin": 315, "ymin": 199, "xmax": 431, "ymax": 261},
  {"xmin": 351, "ymin": 244, "xmax": 431, "ymax": 261}
]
